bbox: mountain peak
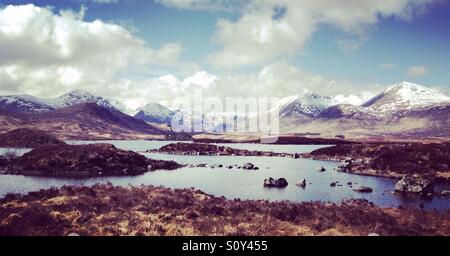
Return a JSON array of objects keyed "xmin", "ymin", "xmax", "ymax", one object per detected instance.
[
  {"xmin": 54, "ymin": 90, "xmax": 119, "ymax": 111},
  {"xmin": 385, "ymin": 81, "xmax": 430, "ymax": 93},
  {"xmin": 362, "ymin": 81, "xmax": 450, "ymax": 114},
  {"xmin": 135, "ymin": 103, "xmax": 175, "ymax": 124},
  {"xmin": 62, "ymin": 89, "xmax": 95, "ymax": 98}
]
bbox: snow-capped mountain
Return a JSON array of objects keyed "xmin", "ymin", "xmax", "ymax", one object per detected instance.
[
  {"xmin": 362, "ymin": 81, "xmax": 450, "ymax": 116},
  {"xmin": 0, "ymin": 95, "xmax": 54, "ymax": 113},
  {"xmin": 3, "ymin": 81, "xmax": 450, "ymax": 137},
  {"xmin": 171, "ymin": 109, "xmax": 217, "ymax": 133},
  {"xmin": 49, "ymin": 90, "xmax": 121, "ymax": 112},
  {"xmin": 0, "ymin": 90, "xmax": 124, "ymax": 113},
  {"xmin": 317, "ymin": 104, "xmax": 380, "ymax": 120},
  {"xmin": 134, "ymin": 102, "xmax": 247, "ymax": 132},
  {"xmin": 273, "ymin": 93, "xmax": 333, "ymax": 118},
  {"xmin": 134, "ymin": 103, "xmax": 175, "ymax": 124}
]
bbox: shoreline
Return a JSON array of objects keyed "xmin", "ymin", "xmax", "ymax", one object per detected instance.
[
  {"xmin": 146, "ymin": 142, "xmax": 450, "ymax": 183},
  {"xmin": 0, "ymin": 184, "xmax": 448, "ymax": 236}
]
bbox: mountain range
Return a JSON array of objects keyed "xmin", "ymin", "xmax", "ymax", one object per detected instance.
[
  {"xmin": 0, "ymin": 90, "xmax": 124, "ymax": 114},
  {"xmin": 0, "ymin": 81, "xmax": 449, "ymax": 140}
]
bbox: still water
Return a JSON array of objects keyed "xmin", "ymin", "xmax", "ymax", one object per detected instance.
[{"xmin": 1, "ymin": 141, "xmax": 449, "ymax": 210}]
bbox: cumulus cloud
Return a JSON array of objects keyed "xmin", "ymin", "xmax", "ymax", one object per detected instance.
[
  {"xmin": 155, "ymin": 0, "xmax": 250, "ymax": 12},
  {"xmin": 93, "ymin": 0, "xmax": 118, "ymax": 3},
  {"xmin": 201, "ymin": 0, "xmax": 434, "ymax": 69},
  {"xmin": 379, "ymin": 62, "xmax": 397, "ymax": 69},
  {"xmin": 406, "ymin": 65, "xmax": 428, "ymax": 77},
  {"xmin": 0, "ymin": 4, "xmax": 191, "ymax": 97},
  {"xmin": 109, "ymin": 61, "xmax": 380, "ymax": 112},
  {"xmin": 335, "ymin": 38, "xmax": 363, "ymax": 54},
  {"xmin": 0, "ymin": 2, "xmax": 427, "ymax": 114}
]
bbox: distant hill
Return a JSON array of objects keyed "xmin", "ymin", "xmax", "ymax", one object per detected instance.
[
  {"xmin": 0, "ymin": 128, "xmax": 65, "ymax": 148},
  {"xmin": 2, "ymin": 81, "xmax": 450, "ymax": 140},
  {"xmin": 0, "ymin": 103, "xmax": 167, "ymax": 140}
]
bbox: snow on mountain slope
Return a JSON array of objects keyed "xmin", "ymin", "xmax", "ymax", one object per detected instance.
[
  {"xmin": 362, "ymin": 81, "xmax": 450, "ymax": 115},
  {"xmin": 318, "ymin": 104, "xmax": 380, "ymax": 120},
  {"xmin": 0, "ymin": 90, "xmax": 124, "ymax": 113},
  {"xmin": 134, "ymin": 103, "xmax": 175, "ymax": 124},
  {"xmin": 270, "ymin": 93, "xmax": 333, "ymax": 118},
  {"xmin": 49, "ymin": 90, "xmax": 120, "ymax": 111},
  {"xmin": 171, "ymin": 109, "xmax": 217, "ymax": 133},
  {"xmin": 0, "ymin": 95, "xmax": 54, "ymax": 113}
]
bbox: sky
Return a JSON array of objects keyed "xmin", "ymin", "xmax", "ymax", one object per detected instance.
[{"xmin": 0, "ymin": 0, "xmax": 449, "ymax": 111}]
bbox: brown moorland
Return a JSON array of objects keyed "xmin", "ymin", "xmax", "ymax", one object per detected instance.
[
  {"xmin": 0, "ymin": 128, "xmax": 65, "ymax": 148},
  {"xmin": 0, "ymin": 184, "xmax": 448, "ymax": 236},
  {"xmin": 303, "ymin": 143, "xmax": 450, "ymax": 180}
]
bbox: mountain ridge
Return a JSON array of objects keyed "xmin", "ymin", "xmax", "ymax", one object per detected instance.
[{"xmin": 1, "ymin": 81, "xmax": 450, "ymax": 139}]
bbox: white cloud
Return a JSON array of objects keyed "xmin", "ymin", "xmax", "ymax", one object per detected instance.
[
  {"xmin": 93, "ymin": 0, "xmax": 118, "ymax": 3},
  {"xmin": 201, "ymin": 0, "xmax": 434, "ymax": 69},
  {"xmin": 0, "ymin": 4, "xmax": 192, "ymax": 97},
  {"xmin": 0, "ymin": 3, "xmax": 429, "ymax": 115},
  {"xmin": 331, "ymin": 93, "xmax": 375, "ymax": 106},
  {"xmin": 109, "ymin": 61, "xmax": 381, "ymax": 112},
  {"xmin": 155, "ymin": 0, "xmax": 249, "ymax": 12},
  {"xmin": 406, "ymin": 65, "xmax": 428, "ymax": 76},
  {"xmin": 336, "ymin": 38, "xmax": 363, "ymax": 54},
  {"xmin": 379, "ymin": 62, "xmax": 397, "ymax": 69}
]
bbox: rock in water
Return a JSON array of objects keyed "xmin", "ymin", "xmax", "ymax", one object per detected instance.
[
  {"xmin": 264, "ymin": 177, "xmax": 288, "ymax": 188},
  {"xmin": 317, "ymin": 166, "xmax": 326, "ymax": 172},
  {"xmin": 296, "ymin": 179, "xmax": 306, "ymax": 188},
  {"xmin": 353, "ymin": 186, "xmax": 373, "ymax": 193},
  {"xmin": 394, "ymin": 175, "xmax": 434, "ymax": 195},
  {"xmin": 242, "ymin": 163, "xmax": 255, "ymax": 170},
  {"xmin": 440, "ymin": 190, "xmax": 450, "ymax": 196}
]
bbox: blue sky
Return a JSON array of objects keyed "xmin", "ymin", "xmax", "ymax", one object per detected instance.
[{"xmin": 0, "ymin": 0, "xmax": 449, "ymax": 109}]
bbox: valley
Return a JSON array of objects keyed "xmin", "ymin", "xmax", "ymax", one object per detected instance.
[{"xmin": 1, "ymin": 81, "xmax": 450, "ymax": 236}]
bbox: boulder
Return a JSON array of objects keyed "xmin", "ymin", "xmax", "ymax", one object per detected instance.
[
  {"xmin": 440, "ymin": 190, "xmax": 450, "ymax": 196},
  {"xmin": 264, "ymin": 177, "xmax": 288, "ymax": 188},
  {"xmin": 317, "ymin": 167, "xmax": 326, "ymax": 172},
  {"xmin": 296, "ymin": 179, "xmax": 306, "ymax": 188},
  {"xmin": 242, "ymin": 163, "xmax": 255, "ymax": 170},
  {"xmin": 394, "ymin": 175, "xmax": 434, "ymax": 195},
  {"xmin": 330, "ymin": 182, "xmax": 337, "ymax": 187},
  {"xmin": 353, "ymin": 186, "xmax": 373, "ymax": 193},
  {"xmin": 336, "ymin": 164, "xmax": 349, "ymax": 172}
]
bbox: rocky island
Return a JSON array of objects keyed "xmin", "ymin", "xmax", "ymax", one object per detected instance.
[
  {"xmin": 1, "ymin": 144, "xmax": 182, "ymax": 178},
  {"xmin": 146, "ymin": 142, "xmax": 300, "ymax": 158},
  {"xmin": 302, "ymin": 143, "xmax": 450, "ymax": 181}
]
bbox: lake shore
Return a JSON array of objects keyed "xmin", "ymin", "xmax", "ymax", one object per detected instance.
[
  {"xmin": 302, "ymin": 143, "xmax": 450, "ymax": 183},
  {"xmin": 147, "ymin": 142, "xmax": 450, "ymax": 183},
  {"xmin": 0, "ymin": 184, "xmax": 448, "ymax": 236}
]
